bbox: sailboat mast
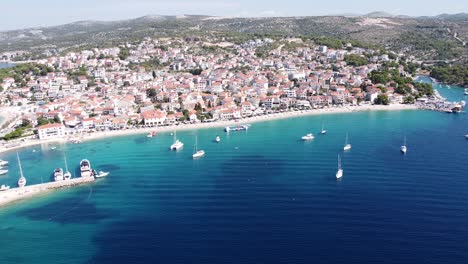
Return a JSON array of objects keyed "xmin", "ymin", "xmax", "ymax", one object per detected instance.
[
  {"xmin": 17, "ymin": 152, "xmax": 24, "ymax": 178},
  {"xmin": 338, "ymin": 154, "xmax": 341, "ymax": 170},
  {"xmin": 64, "ymin": 155, "xmax": 69, "ymax": 172}
]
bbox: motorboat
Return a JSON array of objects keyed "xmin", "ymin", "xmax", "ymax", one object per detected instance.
[{"xmin": 301, "ymin": 133, "xmax": 314, "ymax": 141}]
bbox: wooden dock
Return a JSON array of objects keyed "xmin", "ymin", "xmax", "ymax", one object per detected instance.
[{"xmin": 0, "ymin": 177, "xmax": 95, "ymax": 207}]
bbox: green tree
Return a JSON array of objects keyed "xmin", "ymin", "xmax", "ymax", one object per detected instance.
[
  {"xmin": 374, "ymin": 94, "xmax": 390, "ymax": 105},
  {"xmin": 146, "ymin": 88, "xmax": 157, "ymax": 97},
  {"xmin": 119, "ymin": 47, "xmax": 130, "ymax": 60}
]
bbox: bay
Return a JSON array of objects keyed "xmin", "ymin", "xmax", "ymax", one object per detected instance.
[{"xmin": 0, "ymin": 86, "xmax": 467, "ymax": 263}]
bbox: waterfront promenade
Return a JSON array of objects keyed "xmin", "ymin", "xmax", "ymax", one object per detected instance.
[{"xmin": 0, "ymin": 176, "xmax": 95, "ymax": 207}]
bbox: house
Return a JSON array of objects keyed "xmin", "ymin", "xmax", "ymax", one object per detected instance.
[
  {"xmin": 141, "ymin": 110, "xmax": 166, "ymax": 126},
  {"xmin": 37, "ymin": 123, "xmax": 66, "ymax": 140}
]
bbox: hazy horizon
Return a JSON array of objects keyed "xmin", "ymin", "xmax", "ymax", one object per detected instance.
[{"xmin": 2, "ymin": 0, "xmax": 467, "ymax": 31}]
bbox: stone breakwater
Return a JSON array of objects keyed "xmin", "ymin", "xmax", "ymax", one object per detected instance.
[{"xmin": 0, "ymin": 177, "xmax": 95, "ymax": 207}]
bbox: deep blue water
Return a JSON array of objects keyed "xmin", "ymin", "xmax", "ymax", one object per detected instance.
[{"xmin": 0, "ymin": 82, "xmax": 467, "ymax": 263}]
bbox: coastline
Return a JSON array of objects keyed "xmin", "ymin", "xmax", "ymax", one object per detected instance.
[{"xmin": 0, "ymin": 104, "xmax": 417, "ymax": 155}]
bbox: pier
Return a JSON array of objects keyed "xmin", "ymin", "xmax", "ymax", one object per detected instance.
[{"xmin": 0, "ymin": 177, "xmax": 95, "ymax": 207}]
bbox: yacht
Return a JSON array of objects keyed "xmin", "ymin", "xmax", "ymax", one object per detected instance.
[
  {"xmin": 401, "ymin": 136, "xmax": 407, "ymax": 154},
  {"xmin": 301, "ymin": 133, "xmax": 314, "ymax": 141},
  {"xmin": 343, "ymin": 133, "xmax": 352, "ymax": 151},
  {"xmin": 80, "ymin": 159, "xmax": 92, "ymax": 177},
  {"xmin": 215, "ymin": 135, "xmax": 221, "ymax": 143},
  {"xmin": 17, "ymin": 153, "xmax": 26, "ymax": 187},
  {"xmin": 0, "ymin": 169, "xmax": 8, "ymax": 175},
  {"xmin": 336, "ymin": 154, "xmax": 343, "ymax": 179},
  {"xmin": 192, "ymin": 136, "xmax": 205, "ymax": 159},
  {"xmin": 53, "ymin": 168, "xmax": 64, "ymax": 181},
  {"xmin": 96, "ymin": 171, "xmax": 110, "ymax": 178},
  {"xmin": 0, "ymin": 184, "xmax": 10, "ymax": 191},
  {"xmin": 0, "ymin": 159, "xmax": 8, "ymax": 166},
  {"xmin": 170, "ymin": 131, "xmax": 184, "ymax": 151},
  {"xmin": 63, "ymin": 155, "xmax": 72, "ymax": 180}
]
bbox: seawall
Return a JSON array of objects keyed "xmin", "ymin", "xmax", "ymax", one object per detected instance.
[{"xmin": 0, "ymin": 176, "xmax": 95, "ymax": 207}]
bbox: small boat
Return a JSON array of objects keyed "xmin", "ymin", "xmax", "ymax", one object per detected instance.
[
  {"xmin": 301, "ymin": 133, "xmax": 314, "ymax": 141},
  {"xmin": 0, "ymin": 160, "xmax": 8, "ymax": 166},
  {"xmin": 146, "ymin": 131, "xmax": 157, "ymax": 138},
  {"xmin": 53, "ymin": 168, "xmax": 64, "ymax": 181},
  {"xmin": 215, "ymin": 135, "xmax": 221, "ymax": 143},
  {"xmin": 95, "ymin": 171, "xmax": 110, "ymax": 178},
  {"xmin": 401, "ymin": 136, "xmax": 407, "ymax": 154},
  {"xmin": 17, "ymin": 153, "xmax": 26, "ymax": 187},
  {"xmin": 0, "ymin": 169, "xmax": 8, "ymax": 175},
  {"xmin": 336, "ymin": 154, "xmax": 343, "ymax": 179},
  {"xmin": 192, "ymin": 136, "xmax": 205, "ymax": 159},
  {"xmin": 170, "ymin": 130, "xmax": 184, "ymax": 151},
  {"xmin": 51, "ymin": 146, "xmax": 57, "ymax": 150},
  {"xmin": 343, "ymin": 133, "xmax": 352, "ymax": 151},
  {"xmin": 464, "ymin": 88, "xmax": 468, "ymax": 95},
  {"xmin": 465, "ymin": 134, "xmax": 468, "ymax": 139},
  {"xmin": 0, "ymin": 184, "xmax": 10, "ymax": 191}
]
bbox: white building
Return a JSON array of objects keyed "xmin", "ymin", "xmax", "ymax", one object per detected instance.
[{"xmin": 37, "ymin": 123, "xmax": 66, "ymax": 140}]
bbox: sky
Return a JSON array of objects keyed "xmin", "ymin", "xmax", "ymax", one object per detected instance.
[{"xmin": 1, "ymin": 0, "xmax": 467, "ymax": 31}]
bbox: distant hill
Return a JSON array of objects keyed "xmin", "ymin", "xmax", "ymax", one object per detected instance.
[
  {"xmin": 435, "ymin": 13, "xmax": 468, "ymax": 20},
  {"xmin": 363, "ymin": 12, "xmax": 395, "ymax": 18},
  {"xmin": 0, "ymin": 13, "xmax": 466, "ymax": 62}
]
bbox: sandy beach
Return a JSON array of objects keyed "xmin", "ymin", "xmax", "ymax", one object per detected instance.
[{"xmin": 0, "ymin": 104, "xmax": 418, "ymax": 155}]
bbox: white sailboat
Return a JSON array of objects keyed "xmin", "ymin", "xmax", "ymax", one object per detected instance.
[
  {"xmin": 192, "ymin": 136, "xmax": 205, "ymax": 159},
  {"xmin": 336, "ymin": 154, "xmax": 343, "ymax": 179},
  {"xmin": 400, "ymin": 136, "xmax": 407, "ymax": 154},
  {"xmin": 63, "ymin": 155, "xmax": 72, "ymax": 180},
  {"xmin": 0, "ymin": 159, "xmax": 8, "ymax": 166},
  {"xmin": 321, "ymin": 123, "xmax": 327, "ymax": 135},
  {"xmin": 0, "ymin": 169, "xmax": 8, "ymax": 175},
  {"xmin": 343, "ymin": 133, "xmax": 351, "ymax": 151},
  {"xmin": 170, "ymin": 130, "xmax": 184, "ymax": 151},
  {"xmin": 17, "ymin": 152, "xmax": 26, "ymax": 187}
]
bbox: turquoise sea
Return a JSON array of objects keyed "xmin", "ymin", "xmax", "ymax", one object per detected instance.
[{"xmin": 0, "ymin": 80, "xmax": 467, "ymax": 263}]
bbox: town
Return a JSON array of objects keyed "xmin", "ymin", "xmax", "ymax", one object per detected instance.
[{"xmin": 0, "ymin": 36, "xmax": 459, "ymax": 143}]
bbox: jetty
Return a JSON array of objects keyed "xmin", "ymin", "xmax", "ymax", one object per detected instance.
[{"xmin": 0, "ymin": 177, "xmax": 95, "ymax": 207}]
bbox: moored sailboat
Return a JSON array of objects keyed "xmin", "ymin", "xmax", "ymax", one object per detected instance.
[
  {"xmin": 336, "ymin": 154, "xmax": 343, "ymax": 179},
  {"xmin": 192, "ymin": 136, "xmax": 205, "ymax": 159},
  {"xmin": 17, "ymin": 152, "xmax": 26, "ymax": 187},
  {"xmin": 170, "ymin": 130, "xmax": 184, "ymax": 151},
  {"xmin": 343, "ymin": 133, "xmax": 351, "ymax": 151},
  {"xmin": 401, "ymin": 136, "xmax": 407, "ymax": 154}
]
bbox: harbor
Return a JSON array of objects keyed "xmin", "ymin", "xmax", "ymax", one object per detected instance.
[{"xmin": 0, "ymin": 176, "xmax": 95, "ymax": 207}]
